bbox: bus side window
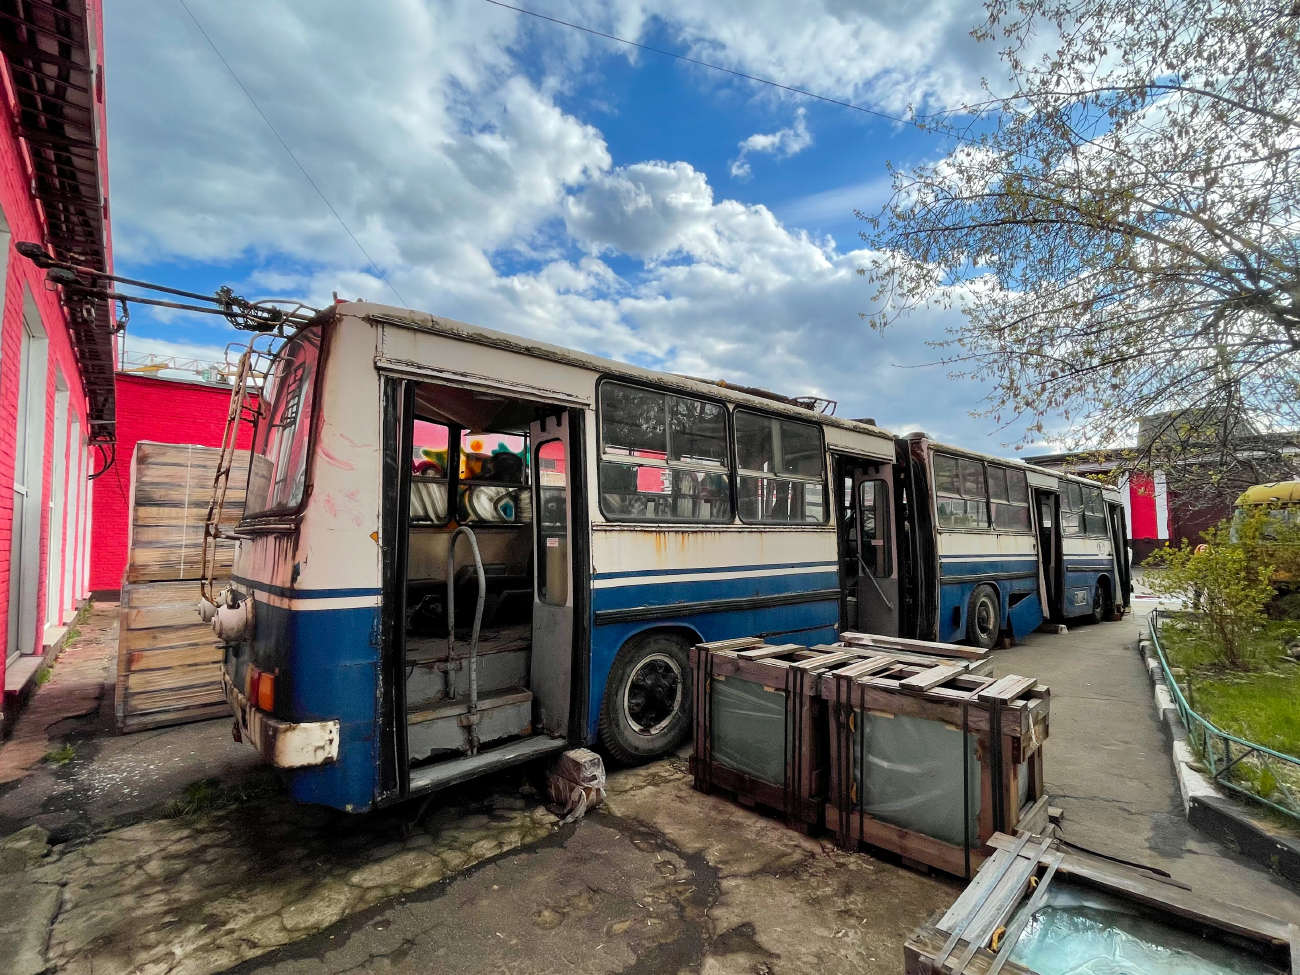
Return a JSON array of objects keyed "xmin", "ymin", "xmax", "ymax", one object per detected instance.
[
  {"xmin": 989, "ymin": 466, "xmax": 1031, "ymax": 532},
  {"xmin": 597, "ymin": 381, "xmax": 732, "ymax": 523},
  {"xmin": 457, "ymin": 429, "xmax": 531, "ymax": 525},
  {"xmin": 933, "ymin": 453, "xmax": 989, "ymax": 529},
  {"xmin": 734, "ymin": 411, "xmax": 828, "ymax": 524},
  {"xmin": 858, "ymin": 480, "xmax": 891, "ymax": 576},
  {"xmin": 1061, "ymin": 482, "xmax": 1084, "ymax": 534},
  {"xmin": 1082, "ymin": 485, "xmax": 1108, "ymax": 536},
  {"xmin": 536, "ymin": 440, "xmax": 568, "ymax": 606},
  {"xmin": 410, "ymin": 418, "xmax": 451, "ymax": 524}
]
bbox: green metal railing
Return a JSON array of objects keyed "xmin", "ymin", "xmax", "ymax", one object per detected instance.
[{"xmin": 1148, "ymin": 609, "xmax": 1300, "ymax": 823}]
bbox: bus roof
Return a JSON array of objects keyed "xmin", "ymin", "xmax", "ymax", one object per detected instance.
[
  {"xmin": 341, "ymin": 302, "xmax": 895, "ymax": 440},
  {"xmin": 1237, "ymin": 480, "xmax": 1300, "ymax": 506}
]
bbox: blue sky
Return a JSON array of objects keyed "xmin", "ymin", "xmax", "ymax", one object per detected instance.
[{"xmin": 102, "ymin": 0, "xmax": 1032, "ymax": 450}]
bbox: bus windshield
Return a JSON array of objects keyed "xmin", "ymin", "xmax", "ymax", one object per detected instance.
[{"xmin": 245, "ymin": 326, "xmax": 323, "ymax": 517}]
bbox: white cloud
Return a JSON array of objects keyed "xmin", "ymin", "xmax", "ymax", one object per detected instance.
[
  {"xmin": 104, "ymin": 0, "xmax": 1011, "ymax": 447},
  {"xmin": 730, "ymin": 108, "xmax": 812, "ymax": 180}
]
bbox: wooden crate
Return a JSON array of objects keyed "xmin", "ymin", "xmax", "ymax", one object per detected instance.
[
  {"xmin": 689, "ymin": 637, "xmax": 995, "ymax": 832},
  {"xmin": 690, "ymin": 638, "xmax": 852, "ymax": 830},
  {"xmin": 823, "ymin": 661, "xmax": 1050, "ymax": 878},
  {"xmin": 115, "ymin": 580, "xmax": 228, "ymax": 733},
  {"xmin": 905, "ymin": 831, "xmax": 1296, "ymax": 974},
  {"xmin": 126, "ymin": 441, "xmax": 248, "ymax": 584}
]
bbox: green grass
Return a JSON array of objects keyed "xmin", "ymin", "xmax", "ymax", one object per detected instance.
[
  {"xmin": 44, "ymin": 744, "xmax": 75, "ymax": 766},
  {"xmin": 164, "ymin": 772, "xmax": 284, "ymax": 820},
  {"xmin": 35, "ymin": 668, "xmax": 52, "ymax": 686},
  {"xmin": 1162, "ymin": 621, "xmax": 1300, "ymax": 759}
]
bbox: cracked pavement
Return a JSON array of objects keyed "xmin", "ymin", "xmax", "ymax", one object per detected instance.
[
  {"xmin": 222, "ymin": 760, "xmax": 960, "ymax": 975},
  {"xmin": 1, "ymin": 599, "xmax": 1298, "ymax": 975}
]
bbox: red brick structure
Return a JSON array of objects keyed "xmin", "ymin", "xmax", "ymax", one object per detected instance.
[
  {"xmin": 0, "ymin": 0, "xmax": 115, "ymax": 727},
  {"xmin": 90, "ymin": 372, "xmax": 250, "ymax": 594}
]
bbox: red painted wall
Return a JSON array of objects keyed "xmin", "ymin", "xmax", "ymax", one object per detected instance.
[
  {"xmin": 1128, "ymin": 473, "xmax": 1157, "ymax": 540},
  {"xmin": 89, "ymin": 373, "xmax": 253, "ymax": 593},
  {"xmin": 0, "ymin": 0, "xmax": 110, "ymax": 689}
]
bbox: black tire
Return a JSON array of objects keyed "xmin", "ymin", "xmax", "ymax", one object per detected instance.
[
  {"xmin": 1092, "ymin": 579, "xmax": 1112, "ymax": 624},
  {"xmin": 966, "ymin": 585, "xmax": 1001, "ymax": 650},
  {"xmin": 599, "ymin": 631, "xmax": 692, "ymax": 764}
]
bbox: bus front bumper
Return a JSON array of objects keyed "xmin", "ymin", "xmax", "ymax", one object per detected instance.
[{"xmin": 223, "ymin": 671, "xmax": 340, "ymax": 768}]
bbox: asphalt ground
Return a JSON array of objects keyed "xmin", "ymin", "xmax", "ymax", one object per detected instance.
[{"xmin": 225, "ymin": 602, "xmax": 1300, "ymax": 975}]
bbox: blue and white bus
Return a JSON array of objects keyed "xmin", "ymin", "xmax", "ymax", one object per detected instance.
[
  {"xmin": 896, "ymin": 435, "xmax": 1129, "ymax": 649},
  {"xmin": 205, "ymin": 303, "xmax": 1128, "ymax": 812}
]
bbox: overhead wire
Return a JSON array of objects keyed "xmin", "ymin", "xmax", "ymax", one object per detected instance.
[
  {"xmin": 174, "ymin": 0, "xmax": 408, "ymax": 308},
  {"xmin": 480, "ymin": 0, "xmax": 972, "ymax": 141}
]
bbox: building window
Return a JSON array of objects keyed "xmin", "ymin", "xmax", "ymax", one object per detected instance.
[
  {"xmin": 598, "ymin": 381, "xmax": 733, "ymax": 523},
  {"xmin": 934, "ymin": 453, "xmax": 990, "ymax": 529},
  {"xmin": 734, "ymin": 411, "xmax": 827, "ymax": 524}
]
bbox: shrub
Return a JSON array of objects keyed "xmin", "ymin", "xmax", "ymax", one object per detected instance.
[{"xmin": 1148, "ymin": 509, "xmax": 1277, "ymax": 670}]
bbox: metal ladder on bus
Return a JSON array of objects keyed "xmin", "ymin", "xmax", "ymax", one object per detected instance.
[{"xmin": 199, "ymin": 343, "xmax": 262, "ymax": 608}]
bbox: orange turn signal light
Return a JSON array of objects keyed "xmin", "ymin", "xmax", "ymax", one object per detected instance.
[{"xmin": 245, "ymin": 665, "xmax": 276, "ymax": 712}]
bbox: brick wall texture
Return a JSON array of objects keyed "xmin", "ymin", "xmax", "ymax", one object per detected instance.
[
  {"xmin": 1, "ymin": 0, "xmax": 108, "ymax": 697},
  {"xmin": 89, "ymin": 373, "xmax": 252, "ymax": 592}
]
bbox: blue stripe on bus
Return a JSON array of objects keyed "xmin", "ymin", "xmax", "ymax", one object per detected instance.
[
  {"xmin": 592, "ymin": 570, "xmax": 841, "ymax": 611},
  {"xmin": 586, "ymin": 596, "xmax": 840, "ymax": 742},
  {"xmin": 939, "ymin": 557, "xmax": 1039, "ymax": 580},
  {"xmin": 234, "ymin": 575, "xmax": 383, "ymax": 600},
  {"xmin": 592, "ymin": 560, "xmax": 838, "ymax": 581}
]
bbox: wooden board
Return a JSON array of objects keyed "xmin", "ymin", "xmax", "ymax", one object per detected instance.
[
  {"xmin": 116, "ymin": 580, "xmax": 227, "ymax": 734},
  {"xmin": 838, "ymin": 630, "xmax": 989, "ymax": 662},
  {"xmin": 125, "ymin": 441, "xmax": 248, "ymax": 584}
]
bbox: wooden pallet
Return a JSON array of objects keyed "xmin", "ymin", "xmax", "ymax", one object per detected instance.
[
  {"xmin": 823, "ymin": 659, "xmax": 1051, "ymax": 878},
  {"xmin": 116, "ymin": 580, "xmax": 227, "ymax": 733},
  {"xmin": 905, "ymin": 831, "xmax": 1297, "ymax": 974}
]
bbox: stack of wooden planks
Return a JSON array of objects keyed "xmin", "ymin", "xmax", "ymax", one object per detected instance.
[
  {"xmin": 689, "ymin": 635, "xmax": 996, "ymax": 835},
  {"xmin": 905, "ymin": 831, "xmax": 1296, "ymax": 974},
  {"xmin": 115, "ymin": 441, "xmax": 247, "ymax": 733}
]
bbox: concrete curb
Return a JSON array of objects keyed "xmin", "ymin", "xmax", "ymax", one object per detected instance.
[{"xmin": 1137, "ymin": 635, "xmax": 1300, "ymax": 888}]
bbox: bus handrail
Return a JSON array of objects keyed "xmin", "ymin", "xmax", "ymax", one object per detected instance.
[{"xmin": 447, "ymin": 525, "xmax": 487, "ymax": 755}]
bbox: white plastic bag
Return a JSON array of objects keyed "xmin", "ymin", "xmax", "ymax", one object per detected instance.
[{"xmin": 547, "ymin": 748, "xmax": 606, "ymax": 824}]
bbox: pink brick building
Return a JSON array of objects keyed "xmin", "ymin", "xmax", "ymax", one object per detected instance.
[{"xmin": 0, "ymin": 1, "xmax": 114, "ymax": 730}]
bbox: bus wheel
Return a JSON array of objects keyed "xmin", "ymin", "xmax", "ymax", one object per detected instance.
[
  {"xmin": 599, "ymin": 631, "xmax": 692, "ymax": 764},
  {"xmin": 1092, "ymin": 580, "xmax": 1112, "ymax": 624},
  {"xmin": 966, "ymin": 585, "xmax": 1001, "ymax": 650}
]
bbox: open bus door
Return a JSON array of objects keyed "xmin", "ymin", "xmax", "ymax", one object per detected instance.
[
  {"xmin": 1108, "ymin": 502, "xmax": 1132, "ymax": 612},
  {"xmin": 380, "ymin": 379, "xmax": 586, "ymax": 805},
  {"xmin": 1033, "ymin": 488, "xmax": 1062, "ymax": 620},
  {"xmin": 528, "ymin": 410, "xmax": 588, "ymax": 742},
  {"xmin": 833, "ymin": 454, "xmax": 900, "ymax": 636}
]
